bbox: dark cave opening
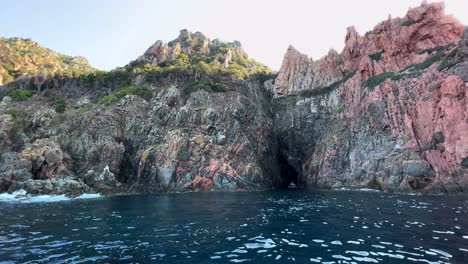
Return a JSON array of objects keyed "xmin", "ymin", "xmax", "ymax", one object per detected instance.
[{"xmin": 277, "ymin": 153, "xmax": 300, "ymax": 189}]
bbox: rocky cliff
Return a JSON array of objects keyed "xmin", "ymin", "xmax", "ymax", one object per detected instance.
[
  {"xmin": 271, "ymin": 2, "xmax": 468, "ymax": 192},
  {"xmin": 0, "ymin": 2, "xmax": 467, "ymax": 196},
  {"xmin": 0, "ymin": 31, "xmax": 280, "ymax": 196}
]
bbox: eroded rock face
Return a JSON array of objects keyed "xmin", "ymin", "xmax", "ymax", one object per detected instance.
[
  {"xmin": 0, "ymin": 2, "xmax": 466, "ymax": 196},
  {"xmin": 272, "ymin": 2, "xmax": 468, "ymax": 193},
  {"xmin": 0, "ymin": 152, "xmax": 33, "ymax": 191},
  {"xmin": 21, "ymin": 139, "xmax": 69, "ymax": 179},
  {"xmin": 118, "ymin": 81, "xmax": 280, "ymax": 193},
  {"xmin": 273, "ymin": 47, "xmax": 343, "ymax": 96},
  {"xmin": 133, "ymin": 29, "xmax": 246, "ymax": 67},
  {"xmin": 274, "ymin": 2, "xmax": 464, "ymax": 98},
  {"xmin": 342, "ymin": 2, "xmax": 463, "ymax": 75},
  {"xmin": 0, "ymin": 74, "xmax": 280, "ymax": 195},
  {"xmin": 0, "ymin": 114, "xmax": 14, "ymax": 153}
]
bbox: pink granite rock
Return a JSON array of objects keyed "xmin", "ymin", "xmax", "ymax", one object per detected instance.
[{"xmin": 273, "ymin": 2, "xmax": 468, "ymax": 192}]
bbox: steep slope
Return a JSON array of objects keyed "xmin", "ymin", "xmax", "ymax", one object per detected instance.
[
  {"xmin": 271, "ymin": 2, "xmax": 468, "ymax": 192},
  {"xmin": 0, "ymin": 38, "xmax": 95, "ymax": 85},
  {"xmin": 0, "ymin": 31, "xmax": 280, "ymax": 196}
]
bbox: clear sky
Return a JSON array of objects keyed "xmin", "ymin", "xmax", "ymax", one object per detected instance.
[{"xmin": 1, "ymin": 0, "xmax": 467, "ymax": 71}]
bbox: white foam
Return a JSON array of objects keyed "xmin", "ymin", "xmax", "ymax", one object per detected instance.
[
  {"xmin": 429, "ymin": 249, "xmax": 452, "ymax": 258},
  {"xmin": 376, "ymin": 252, "xmax": 405, "ymax": 259},
  {"xmin": 0, "ymin": 189, "xmax": 27, "ymax": 201},
  {"xmin": 245, "ymin": 238, "xmax": 276, "ymax": 249},
  {"xmin": 432, "ymin": 230, "xmax": 455, "ymax": 234},
  {"xmin": 332, "ymin": 255, "xmax": 352, "ymax": 260},
  {"xmin": 358, "ymin": 188, "xmax": 381, "ymax": 192},
  {"xmin": 23, "ymin": 194, "xmax": 70, "ymax": 203},
  {"xmin": 232, "ymin": 249, "xmax": 247, "ymax": 254},
  {"xmin": 0, "ymin": 189, "xmax": 102, "ymax": 203},
  {"xmin": 76, "ymin": 193, "xmax": 101, "ymax": 199},
  {"xmin": 352, "ymin": 256, "xmax": 379, "ymax": 263},
  {"xmin": 230, "ymin": 259, "xmax": 249, "ymax": 263},
  {"xmin": 346, "ymin": 251, "xmax": 369, "ymax": 257}
]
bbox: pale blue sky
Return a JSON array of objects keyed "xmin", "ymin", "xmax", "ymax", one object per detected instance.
[{"xmin": 1, "ymin": 0, "xmax": 467, "ymax": 70}]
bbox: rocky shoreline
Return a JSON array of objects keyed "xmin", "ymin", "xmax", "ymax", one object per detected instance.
[{"xmin": 0, "ymin": 2, "xmax": 467, "ymax": 197}]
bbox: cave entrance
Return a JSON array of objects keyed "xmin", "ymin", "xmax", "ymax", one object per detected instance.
[{"xmin": 278, "ymin": 153, "xmax": 300, "ymax": 189}]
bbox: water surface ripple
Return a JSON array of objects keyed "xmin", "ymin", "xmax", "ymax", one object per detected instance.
[{"xmin": 1, "ymin": 190, "xmax": 467, "ymax": 263}]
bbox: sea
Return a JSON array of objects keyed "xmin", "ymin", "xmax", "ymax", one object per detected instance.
[{"xmin": 0, "ymin": 189, "xmax": 467, "ymax": 263}]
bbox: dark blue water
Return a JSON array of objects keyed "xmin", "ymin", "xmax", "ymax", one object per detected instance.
[{"xmin": 1, "ymin": 190, "xmax": 468, "ymax": 264}]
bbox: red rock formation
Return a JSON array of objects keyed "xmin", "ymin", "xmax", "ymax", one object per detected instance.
[
  {"xmin": 342, "ymin": 2, "xmax": 463, "ymax": 75},
  {"xmin": 275, "ymin": 2, "xmax": 464, "ymax": 97},
  {"xmin": 273, "ymin": 2, "xmax": 468, "ymax": 192},
  {"xmin": 274, "ymin": 47, "xmax": 343, "ymax": 96}
]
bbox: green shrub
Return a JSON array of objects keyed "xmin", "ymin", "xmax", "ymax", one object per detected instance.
[
  {"xmin": 43, "ymin": 90, "xmax": 67, "ymax": 113},
  {"xmin": 437, "ymin": 48, "xmax": 458, "ymax": 71},
  {"xmin": 44, "ymin": 90, "xmax": 61, "ymax": 101},
  {"xmin": 369, "ymin": 50, "xmax": 383, "ymax": 61},
  {"xmin": 364, "ymin": 45, "xmax": 456, "ymax": 89},
  {"xmin": 128, "ymin": 45, "xmax": 272, "ymax": 82},
  {"xmin": 363, "ymin": 72, "xmax": 398, "ymax": 89},
  {"xmin": 418, "ymin": 44, "xmax": 453, "ymax": 55},
  {"xmin": 77, "ymin": 69, "xmax": 132, "ymax": 89},
  {"xmin": 363, "ymin": 71, "xmax": 419, "ymax": 89},
  {"xmin": 54, "ymin": 98, "xmax": 66, "ymax": 113},
  {"xmin": 401, "ymin": 19, "xmax": 416, "ymax": 27},
  {"xmin": 97, "ymin": 85, "xmax": 153, "ymax": 106},
  {"xmin": 7, "ymin": 89, "xmax": 34, "ymax": 101},
  {"xmin": 411, "ymin": 49, "xmax": 446, "ymax": 71},
  {"xmin": 301, "ymin": 71, "xmax": 356, "ymax": 97},
  {"xmin": 3, "ymin": 109, "xmax": 17, "ymax": 118},
  {"xmin": 184, "ymin": 80, "xmax": 227, "ymax": 94},
  {"xmin": 336, "ymin": 103, "xmax": 346, "ymax": 113},
  {"xmin": 402, "ymin": 44, "xmax": 453, "ymax": 73},
  {"xmin": 2, "ymin": 71, "xmax": 14, "ymax": 84},
  {"xmin": 227, "ymin": 63, "xmax": 249, "ymax": 80},
  {"xmin": 97, "ymin": 95, "xmax": 119, "ymax": 106}
]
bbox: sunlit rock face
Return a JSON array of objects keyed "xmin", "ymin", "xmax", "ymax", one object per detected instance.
[
  {"xmin": 0, "ymin": 29, "xmax": 280, "ymax": 196},
  {"xmin": 0, "ymin": 2, "xmax": 467, "ymax": 196},
  {"xmin": 132, "ymin": 29, "xmax": 247, "ymax": 68},
  {"xmin": 272, "ymin": 2, "xmax": 468, "ymax": 192}
]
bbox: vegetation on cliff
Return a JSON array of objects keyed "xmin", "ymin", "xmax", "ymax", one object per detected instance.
[
  {"xmin": 1, "ymin": 31, "xmax": 274, "ymax": 101},
  {"xmin": 97, "ymin": 85, "xmax": 153, "ymax": 106},
  {"xmin": 0, "ymin": 37, "xmax": 95, "ymax": 85},
  {"xmin": 364, "ymin": 44, "xmax": 460, "ymax": 89}
]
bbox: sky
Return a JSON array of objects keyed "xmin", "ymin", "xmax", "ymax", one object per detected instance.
[{"xmin": 1, "ymin": 0, "xmax": 467, "ymax": 71}]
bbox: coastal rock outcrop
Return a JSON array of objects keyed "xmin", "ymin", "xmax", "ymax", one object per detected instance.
[
  {"xmin": 0, "ymin": 30, "xmax": 280, "ymax": 195},
  {"xmin": 271, "ymin": 2, "xmax": 468, "ymax": 192},
  {"xmin": 0, "ymin": 2, "xmax": 466, "ymax": 196}
]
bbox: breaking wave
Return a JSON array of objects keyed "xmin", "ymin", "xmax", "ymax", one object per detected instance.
[{"xmin": 0, "ymin": 189, "xmax": 101, "ymax": 203}]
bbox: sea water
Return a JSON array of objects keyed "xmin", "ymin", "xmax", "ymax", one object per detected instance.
[{"xmin": 0, "ymin": 190, "xmax": 467, "ymax": 263}]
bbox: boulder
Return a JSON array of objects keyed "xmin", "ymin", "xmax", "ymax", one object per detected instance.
[
  {"xmin": 21, "ymin": 139, "xmax": 70, "ymax": 179},
  {"xmin": 0, "ymin": 152, "xmax": 33, "ymax": 191}
]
